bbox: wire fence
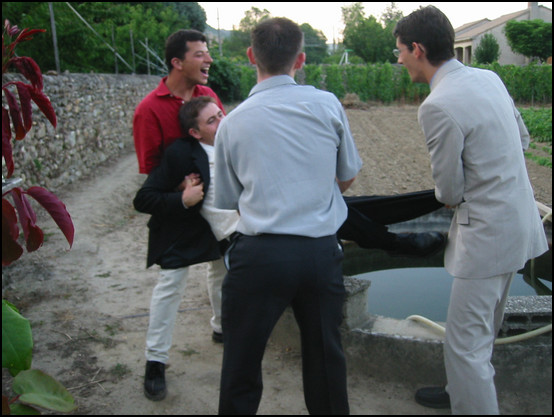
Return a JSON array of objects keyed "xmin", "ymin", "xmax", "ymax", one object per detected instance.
[{"xmin": 50, "ymin": 2, "xmax": 166, "ymax": 75}]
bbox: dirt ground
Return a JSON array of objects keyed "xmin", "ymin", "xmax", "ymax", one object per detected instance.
[{"xmin": 2, "ymin": 105, "xmax": 552, "ymax": 415}]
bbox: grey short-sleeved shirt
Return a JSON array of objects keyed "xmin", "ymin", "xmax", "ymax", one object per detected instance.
[{"xmin": 214, "ymin": 75, "xmax": 362, "ymax": 238}]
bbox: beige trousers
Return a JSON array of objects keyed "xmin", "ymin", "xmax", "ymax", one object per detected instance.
[
  {"xmin": 445, "ymin": 271, "xmax": 515, "ymax": 415},
  {"xmin": 145, "ymin": 258, "xmax": 226, "ymax": 363}
]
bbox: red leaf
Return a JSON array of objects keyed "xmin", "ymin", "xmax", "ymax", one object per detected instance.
[
  {"xmin": 2, "ymin": 198, "xmax": 24, "ymax": 266},
  {"xmin": 11, "ymin": 57, "xmax": 43, "ymax": 91},
  {"xmin": 5, "ymin": 20, "xmax": 20, "ymax": 37},
  {"xmin": 2, "ymin": 224, "xmax": 24, "ymax": 266},
  {"xmin": 2, "ymin": 107, "xmax": 14, "ymax": 178},
  {"xmin": 15, "ymin": 82, "xmax": 33, "ymax": 132},
  {"xmin": 26, "ymin": 223, "xmax": 44, "ymax": 252},
  {"xmin": 29, "ymin": 88, "xmax": 56, "ymax": 128},
  {"xmin": 2, "ymin": 198, "xmax": 20, "ymax": 240},
  {"xmin": 9, "ymin": 188, "xmax": 44, "ymax": 252},
  {"xmin": 26, "ymin": 187, "xmax": 74, "ymax": 248},
  {"xmin": 14, "ymin": 28, "xmax": 45, "ymax": 45},
  {"xmin": 2, "ymin": 87, "xmax": 26, "ymax": 140},
  {"xmin": 9, "ymin": 188, "xmax": 37, "ymax": 242}
]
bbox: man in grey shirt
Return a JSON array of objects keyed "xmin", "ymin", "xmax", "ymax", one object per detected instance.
[{"xmin": 214, "ymin": 18, "xmax": 361, "ymax": 415}]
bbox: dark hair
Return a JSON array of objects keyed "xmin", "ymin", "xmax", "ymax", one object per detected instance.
[
  {"xmin": 393, "ymin": 6, "xmax": 455, "ymax": 66},
  {"xmin": 165, "ymin": 29, "xmax": 207, "ymax": 71},
  {"xmin": 251, "ymin": 17, "xmax": 303, "ymax": 75},
  {"xmin": 179, "ymin": 96, "xmax": 217, "ymax": 137}
]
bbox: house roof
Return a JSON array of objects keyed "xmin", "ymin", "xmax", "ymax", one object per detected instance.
[
  {"xmin": 455, "ymin": 18, "xmax": 491, "ymax": 36},
  {"xmin": 455, "ymin": 9, "xmax": 528, "ymax": 41}
]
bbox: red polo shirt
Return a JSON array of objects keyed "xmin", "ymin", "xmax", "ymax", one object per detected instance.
[{"xmin": 133, "ymin": 77, "xmax": 225, "ymax": 174}]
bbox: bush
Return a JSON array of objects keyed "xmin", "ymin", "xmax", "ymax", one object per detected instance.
[
  {"xmin": 519, "ymin": 107, "xmax": 552, "ymax": 143},
  {"xmin": 477, "ymin": 63, "xmax": 552, "ymax": 104},
  {"xmin": 208, "ymin": 56, "xmax": 243, "ymax": 103},
  {"xmin": 232, "ymin": 62, "xmax": 550, "ymax": 106},
  {"xmin": 324, "ymin": 65, "xmax": 346, "ymax": 99},
  {"xmin": 238, "ymin": 64, "xmax": 256, "ymax": 100},
  {"xmin": 304, "ymin": 64, "xmax": 324, "ymax": 89},
  {"xmin": 474, "ymin": 33, "xmax": 500, "ymax": 64}
]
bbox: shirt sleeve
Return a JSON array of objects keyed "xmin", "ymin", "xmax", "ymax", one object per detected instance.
[
  {"xmin": 335, "ymin": 106, "xmax": 363, "ymax": 181},
  {"xmin": 418, "ymin": 103, "xmax": 465, "ymax": 207},
  {"xmin": 213, "ymin": 121, "xmax": 242, "ymax": 210}
]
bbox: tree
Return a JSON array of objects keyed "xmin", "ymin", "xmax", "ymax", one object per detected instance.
[
  {"xmin": 341, "ymin": 2, "xmax": 399, "ymax": 63},
  {"xmin": 342, "ymin": 2, "xmax": 366, "ymax": 28},
  {"xmin": 1, "ymin": 2, "xmax": 207, "ymax": 74},
  {"xmin": 474, "ymin": 33, "xmax": 500, "ymax": 64},
  {"xmin": 239, "ymin": 6, "xmax": 271, "ymax": 32},
  {"xmin": 301, "ymin": 23, "xmax": 328, "ymax": 64},
  {"xmin": 380, "ymin": 2, "xmax": 404, "ymax": 27},
  {"xmin": 504, "ymin": 19, "xmax": 552, "ymax": 62},
  {"xmin": 221, "ymin": 7, "xmax": 271, "ymax": 62},
  {"xmin": 164, "ymin": 2, "xmax": 206, "ymax": 32}
]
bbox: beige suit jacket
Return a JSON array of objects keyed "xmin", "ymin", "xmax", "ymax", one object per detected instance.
[{"xmin": 418, "ymin": 59, "xmax": 548, "ymax": 278}]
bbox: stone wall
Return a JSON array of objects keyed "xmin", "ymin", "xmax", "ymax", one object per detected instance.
[{"xmin": 3, "ymin": 73, "xmax": 161, "ymax": 192}]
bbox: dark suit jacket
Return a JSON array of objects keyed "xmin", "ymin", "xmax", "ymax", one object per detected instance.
[{"xmin": 133, "ymin": 137, "xmax": 220, "ymax": 269}]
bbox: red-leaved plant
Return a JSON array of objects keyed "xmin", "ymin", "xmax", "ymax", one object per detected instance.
[{"xmin": 2, "ymin": 19, "xmax": 74, "ymax": 266}]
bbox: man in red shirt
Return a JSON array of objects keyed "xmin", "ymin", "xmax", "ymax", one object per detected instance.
[
  {"xmin": 133, "ymin": 29, "xmax": 225, "ymax": 174},
  {"xmin": 133, "ymin": 29, "xmax": 226, "ymax": 401}
]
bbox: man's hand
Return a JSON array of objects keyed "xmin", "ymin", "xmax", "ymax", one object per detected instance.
[
  {"xmin": 337, "ymin": 177, "xmax": 356, "ymax": 193},
  {"xmin": 181, "ymin": 174, "xmax": 204, "ymax": 208}
]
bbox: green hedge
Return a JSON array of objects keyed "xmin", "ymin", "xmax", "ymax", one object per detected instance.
[
  {"xmin": 304, "ymin": 63, "xmax": 430, "ymax": 103},
  {"xmin": 519, "ymin": 107, "xmax": 552, "ymax": 143},
  {"xmin": 478, "ymin": 62, "xmax": 552, "ymax": 104},
  {"xmin": 221, "ymin": 59, "xmax": 551, "ymax": 105}
]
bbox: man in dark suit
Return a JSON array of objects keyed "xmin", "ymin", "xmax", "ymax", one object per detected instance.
[{"xmin": 133, "ymin": 97, "xmax": 232, "ymax": 401}]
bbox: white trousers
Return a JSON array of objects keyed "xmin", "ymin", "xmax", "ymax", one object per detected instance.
[
  {"xmin": 445, "ymin": 271, "xmax": 515, "ymax": 415},
  {"xmin": 145, "ymin": 258, "xmax": 226, "ymax": 363},
  {"xmin": 206, "ymin": 258, "xmax": 225, "ymax": 334}
]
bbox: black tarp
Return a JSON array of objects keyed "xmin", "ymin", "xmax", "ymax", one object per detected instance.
[{"xmin": 338, "ymin": 189, "xmax": 443, "ymax": 250}]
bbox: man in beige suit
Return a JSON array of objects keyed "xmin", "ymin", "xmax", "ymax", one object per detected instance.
[{"xmin": 393, "ymin": 6, "xmax": 548, "ymax": 415}]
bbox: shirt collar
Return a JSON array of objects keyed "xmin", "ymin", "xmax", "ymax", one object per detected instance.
[
  {"xmin": 248, "ymin": 75, "xmax": 297, "ymax": 97},
  {"xmin": 156, "ymin": 76, "xmax": 203, "ymax": 99},
  {"xmin": 156, "ymin": 76, "xmax": 171, "ymax": 97}
]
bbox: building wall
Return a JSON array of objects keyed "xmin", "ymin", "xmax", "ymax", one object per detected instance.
[
  {"xmin": 477, "ymin": 13, "xmax": 530, "ymax": 66},
  {"xmin": 456, "ymin": 4, "xmax": 552, "ymax": 65}
]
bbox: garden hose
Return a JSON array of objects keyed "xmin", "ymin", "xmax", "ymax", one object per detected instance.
[
  {"xmin": 408, "ymin": 203, "xmax": 552, "ymax": 344},
  {"xmin": 406, "ymin": 314, "xmax": 552, "ymax": 345}
]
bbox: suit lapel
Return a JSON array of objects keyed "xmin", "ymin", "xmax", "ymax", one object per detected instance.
[{"xmin": 191, "ymin": 141, "xmax": 211, "ymax": 193}]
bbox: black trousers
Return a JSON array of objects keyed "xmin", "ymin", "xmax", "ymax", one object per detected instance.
[
  {"xmin": 338, "ymin": 189, "xmax": 443, "ymax": 249},
  {"xmin": 218, "ymin": 234, "xmax": 349, "ymax": 415}
]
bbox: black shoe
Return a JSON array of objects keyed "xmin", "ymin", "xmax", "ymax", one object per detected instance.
[
  {"xmin": 415, "ymin": 386, "xmax": 451, "ymax": 409},
  {"xmin": 144, "ymin": 361, "xmax": 166, "ymax": 401},
  {"xmin": 388, "ymin": 232, "xmax": 446, "ymax": 257},
  {"xmin": 212, "ymin": 331, "xmax": 223, "ymax": 343}
]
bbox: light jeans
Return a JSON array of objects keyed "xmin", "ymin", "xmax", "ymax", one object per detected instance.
[
  {"xmin": 145, "ymin": 259, "xmax": 226, "ymax": 363},
  {"xmin": 445, "ymin": 271, "xmax": 515, "ymax": 415}
]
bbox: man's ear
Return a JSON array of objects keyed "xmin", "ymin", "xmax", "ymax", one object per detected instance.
[
  {"xmin": 246, "ymin": 47, "xmax": 256, "ymax": 65},
  {"xmin": 413, "ymin": 42, "xmax": 426, "ymax": 59},
  {"xmin": 188, "ymin": 128, "xmax": 202, "ymax": 141},
  {"xmin": 293, "ymin": 52, "xmax": 306, "ymax": 70},
  {"xmin": 171, "ymin": 57, "xmax": 183, "ymax": 71}
]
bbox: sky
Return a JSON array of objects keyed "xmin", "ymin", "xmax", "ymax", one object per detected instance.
[{"xmin": 198, "ymin": 2, "xmax": 552, "ymax": 43}]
